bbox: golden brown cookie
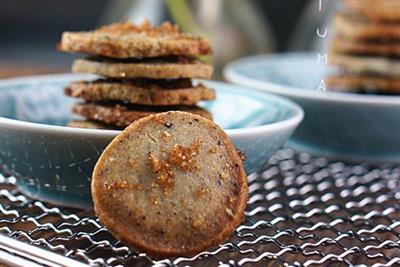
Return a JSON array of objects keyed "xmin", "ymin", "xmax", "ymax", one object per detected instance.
[
  {"xmin": 72, "ymin": 102, "xmax": 213, "ymax": 127},
  {"xmin": 329, "ymin": 53, "xmax": 400, "ymax": 77},
  {"xmin": 330, "ymin": 37, "xmax": 400, "ymax": 56},
  {"xmin": 91, "ymin": 111, "xmax": 248, "ymax": 257},
  {"xmin": 326, "ymin": 75, "xmax": 400, "ymax": 94},
  {"xmin": 72, "ymin": 57, "xmax": 213, "ymax": 79},
  {"xmin": 65, "ymin": 79, "xmax": 216, "ymax": 106},
  {"xmin": 60, "ymin": 21, "xmax": 212, "ymax": 58},
  {"xmin": 67, "ymin": 120, "xmax": 121, "ymax": 130},
  {"xmin": 333, "ymin": 12, "xmax": 400, "ymax": 41},
  {"xmin": 344, "ymin": 0, "xmax": 400, "ymax": 22}
]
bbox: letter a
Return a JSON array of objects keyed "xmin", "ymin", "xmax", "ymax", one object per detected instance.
[{"xmin": 317, "ymin": 79, "xmax": 326, "ymax": 92}]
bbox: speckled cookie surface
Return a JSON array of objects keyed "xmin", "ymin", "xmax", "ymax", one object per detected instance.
[
  {"xmin": 60, "ymin": 21, "xmax": 212, "ymax": 58},
  {"xmin": 65, "ymin": 79, "xmax": 215, "ymax": 105},
  {"xmin": 91, "ymin": 111, "xmax": 248, "ymax": 257},
  {"xmin": 72, "ymin": 102, "xmax": 213, "ymax": 127},
  {"xmin": 72, "ymin": 57, "xmax": 213, "ymax": 79}
]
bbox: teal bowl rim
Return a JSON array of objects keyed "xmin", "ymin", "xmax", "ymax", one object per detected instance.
[
  {"xmin": 0, "ymin": 73, "xmax": 304, "ymax": 139},
  {"xmin": 224, "ymin": 52, "xmax": 400, "ymax": 106}
]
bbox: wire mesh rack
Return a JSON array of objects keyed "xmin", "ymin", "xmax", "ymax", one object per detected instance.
[{"xmin": 1, "ymin": 149, "xmax": 399, "ymax": 267}]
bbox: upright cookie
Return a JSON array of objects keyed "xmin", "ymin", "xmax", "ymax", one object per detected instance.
[
  {"xmin": 60, "ymin": 21, "xmax": 212, "ymax": 58},
  {"xmin": 72, "ymin": 57, "xmax": 213, "ymax": 79},
  {"xmin": 65, "ymin": 79, "xmax": 216, "ymax": 106},
  {"xmin": 73, "ymin": 102, "xmax": 213, "ymax": 127},
  {"xmin": 92, "ymin": 111, "xmax": 248, "ymax": 257}
]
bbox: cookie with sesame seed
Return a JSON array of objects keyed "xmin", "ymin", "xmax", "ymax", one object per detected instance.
[
  {"xmin": 330, "ymin": 36, "xmax": 400, "ymax": 57},
  {"xmin": 326, "ymin": 75, "xmax": 400, "ymax": 94},
  {"xmin": 329, "ymin": 53, "xmax": 400, "ymax": 77},
  {"xmin": 344, "ymin": 0, "xmax": 400, "ymax": 23},
  {"xmin": 72, "ymin": 102, "xmax": 212, "ymax": 128},
  {"xmin": 65, "ymin": 78, "xmax": 216, "ymax": 106},
  {"xmin": 91, "ymin": 111, "xmax": 248, "ymax": 257},
  {"xmin": 59, "ymin": 21, "xmax": 212, "ymax": 58},
  {"xmin": 72, "ymin": 56, "xmax": 213, "ymax": 79},
  {"xmin": 333, "ymin": 12, "xmax": 400, "ymax": 42}
]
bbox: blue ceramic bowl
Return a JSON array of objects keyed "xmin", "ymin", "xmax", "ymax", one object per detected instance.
[
  {"xmin": 225, "ymin": 52, "xmax": 400, "ymax": 163},
  {"xmin": 0, "ymin": 74, "xmax": 303, "ymax": 208}
]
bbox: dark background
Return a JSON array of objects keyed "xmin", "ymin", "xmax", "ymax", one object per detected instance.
[{"xmin": 0, "ymin": 0, "xmax": 311, "ymax": 78}]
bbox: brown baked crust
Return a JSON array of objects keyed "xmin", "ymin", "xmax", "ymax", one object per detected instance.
[
  {"xmin": 91, "ymin": 111, "xmax": 248, "ymax": 257},
  {"xmin": 65, "ymin": 79, "xmax": 216, "ymax": 106},
  {"xmin": 333, "ymin": 12, "xmax": 400, "ymax": 41},
  {"xmin": 344, "ymin": 0, "xmax": 400, "ymax": 22},
  {"xmin": 72, "ymin": 102, "xmax": 213, "ymax": 127},
  {"xmin": 330, "ymin": 37, "xmax": 400, "ymax": 56},
  {"xmin": 326, "ymin": 75, "xmax": 400, "ymax": 93},
  {"xmin": 72, "ymin": 57, "xmax": 213, "ymax": 79},
  {"xmin": 60, "ymin": 21, "xmax": 212, "ymax": 58},
  {"xmin": 67, "ymin": 120, "xmax": 121, "ymax": 130},
  {"xmin": 329, "ymin": 53, "xmax": 400, "ymax": 77}
]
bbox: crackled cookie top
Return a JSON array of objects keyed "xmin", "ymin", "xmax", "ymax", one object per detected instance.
[{"xmin": 60, "ymin": 21, "xmax": 212, "ymax": 58}]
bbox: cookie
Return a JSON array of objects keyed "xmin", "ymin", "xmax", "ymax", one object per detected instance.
[
  {"xmin": 330, "ymin": 37, "xmax": 400, "ymax": 57},
  {"xmin": 72, "ymin": 102, "xmax": 213, "ymax": 127},
  {"xmin": 329, "ymin": 53, "xmax": 400, "ymax": 77},
  {"xmin": 326, "ymin": 75, "xmax": 400, "ymax": 94},
  {"xmin": 60, "ymin": 21, "xmax": 212, "ymax": 58},
  {"xmin": 67, "ymin": 120, "xmax": 121, "ymax": 130},
  {"xmin": 344, "ymin": 0, "xmax": 400, "ymax": 23},
  {"xmin": 91, "ymin": 111, "xmax": 248, "ymax": 257},
  {"xmin": 333, "ymin": 12, "xmax": 400, "ymax": 41},
  {"xmin": 72, "ymin": 57, "xmax": 213, "ymax": 79},
  {"xmin": 65, "ymin": 79, "xmax": 216, "ymax": 106}
]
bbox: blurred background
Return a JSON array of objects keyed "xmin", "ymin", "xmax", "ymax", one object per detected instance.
[{"xmin": 0, "ymin": 0, "xmax": 336, "ymax": 78}]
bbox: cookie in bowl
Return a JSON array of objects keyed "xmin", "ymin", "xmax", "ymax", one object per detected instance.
[
  {"xmin": 327, "ymin": 0, "xmax": 400, "ymax": 95},
  {"xmin": 60, "ymin": 20, "xmax": 215, "ymax": 129}
]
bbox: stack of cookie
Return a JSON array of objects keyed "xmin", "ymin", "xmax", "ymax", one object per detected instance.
[
  {"xmin": 327, "ymin": 0, "xmax": 400, "ymax": 95},
  {"xmin": 59, "ymin": 21, "xmax": 215, "ymax": 129}
]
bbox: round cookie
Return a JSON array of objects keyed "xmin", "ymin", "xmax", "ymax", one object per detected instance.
[
  {"xmin": 72, "ymin": 57, "xmax": 213, "ymax": 79},
  {"xmin": 65, "ymin": 79, "xmax": 216, "ymax": 106},
  {"xmin": 344, "ymin": 0, "xmax": 400, "ymax": 22},
  {"xmin": 60, "ymin": 21, "xmax": 212, "ymax": 58},
  {"xmin": 67, "ymin": 120, "xmax": 121, "ymax": 130},
  {"xmin": 326, "ymin": 75, "xmax": 400, "ymax": 94},
  {"xmin": 91, "ymin": 111, "xmax": 248, "ymax": 257},
  {"xmin": 333, "ymin": 12, "xmax": 400, "ymax": 41},
  {"xmin": 72, "ymin": 102, "xmax": 213, "ymax": 127},
  {"xmin": 329, "ymin": 53, "xmax": 400, "ymax": 77},
  {"xmin": 330, "ymin": 37, "xmax": 400, "ymax": 57}
]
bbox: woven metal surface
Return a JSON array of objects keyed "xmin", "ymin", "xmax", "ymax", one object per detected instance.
[{"xmin": 1, "ymin": 149, "xmax": 399, "ymax": 266}]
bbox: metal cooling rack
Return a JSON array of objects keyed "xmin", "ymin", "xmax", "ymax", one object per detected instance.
[{"xmin": 1, "ymin": 149, "xmax": 399, "ymax": 267}]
